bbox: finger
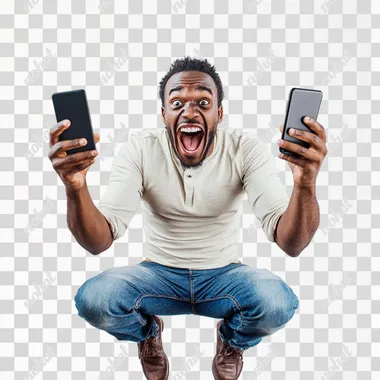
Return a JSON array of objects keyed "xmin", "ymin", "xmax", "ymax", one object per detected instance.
[
  {"xmin": 64, "ymin": 149, "xmax": 98, "ymax": 166},
  {"xmin": 94, "ymin": 133, "xmax": 100, "ymax": 144},
  {"xmin": 302, "ymin": 117, "xmax": 326, "ymax": 141},
  {"xmin": 280, "ymin": 142, "xmax": 321, "ymax": 162},
  {"xmin": 278, "ymin": 139, "xmax": 319, "ymax": 161},
  {"xmin": 49, "ymin": 119, "xmax": 71, "ymax": 149},
  {"xmin": 49, "ymin": 137, "xmax": 89, "ymax": 159},
  {"xmin": 279, "ymin": 125, "xmax": 284, "ymax": 134},
  {"xmin": 287, "ymin": 127, "xmax": 325, "ymax": 151},
  {"xmin": 68, "ymin": 157, "xmax": 97, "ymax": 173},
  {"xmin": 53, "ymin": 156, "xmax": 97, "ymax": 175},
  {"xmin": 278, "ymin": 152, "xmax": 310, "ymax": 168},
  {"xmin": 52, "ymin": 149, "xmax": 98, "ymax": 169}
]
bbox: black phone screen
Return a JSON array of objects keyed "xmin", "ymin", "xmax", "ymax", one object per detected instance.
[{"xmin": 52, "ymin": 89, "xmax": 96, "ymax": 155}]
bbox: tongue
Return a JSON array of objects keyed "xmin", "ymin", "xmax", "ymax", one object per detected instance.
[{"xmin": 182, "ymin": 133, "xmax": 202, "ymax": 151}]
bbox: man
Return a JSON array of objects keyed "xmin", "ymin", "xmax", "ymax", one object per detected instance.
[{"xmin": 49, "ymin": 56, "xmax": 327, "ymax": 380}]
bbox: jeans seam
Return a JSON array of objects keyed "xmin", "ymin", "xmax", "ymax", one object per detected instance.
[
  {"xmin": 132, "ymin": 293, "xmax": 192, "ymax": 326},
  {"xmin": 134, "ymin": 293, "xmax": 191, "ymax": 308},
  {"xmin": 189, "ymin": 270, "xmax": 197, "ymax": 314},
  {"xmin": 132, "ymin": 308, "xmax": 146, "ymax": 325},
  {"xmin": 195, "ymin": 295, "xmax": 243, "ymax": 309},
  {"xmin": 195, "ymin": 295, "xmax": 246, "ymax": 331},
  {"xmin": 237, "ymin": 310, "xmax": 245, "ymax": 331}
]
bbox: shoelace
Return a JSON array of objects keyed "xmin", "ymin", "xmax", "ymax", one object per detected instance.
[{"xmin": 220, "ymin": 342, "xmax": 243, "ymax": 358}]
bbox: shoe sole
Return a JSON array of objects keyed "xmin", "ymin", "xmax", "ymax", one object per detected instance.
[
  {"xmin": 141, "ymin": 316, "xmax": 169, "ymax": 380},
  {"xmin": 212, "ymin": 359, "xmax": 243, "ymax": 380}
]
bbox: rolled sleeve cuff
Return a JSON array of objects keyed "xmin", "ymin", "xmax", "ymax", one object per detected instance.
[
  {"xmin": 262, "ymin": 199, "xmax": 289, "ymax": 243},
  {"xmin": 97, "ymin": 206, "xmax": 126, "ymax": 242}
]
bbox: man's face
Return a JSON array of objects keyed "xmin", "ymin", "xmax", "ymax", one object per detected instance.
[{"xmin": 161, "ymin": 71, "xmax": 223, "ymax": 170}]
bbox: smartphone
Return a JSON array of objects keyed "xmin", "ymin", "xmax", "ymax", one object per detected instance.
[
  {"xmin": 52, "ymin": 89, "xmax": 96, "ymax": 155},
  {"xmin": 280, "ymin": 87, "xmax": 323, "ymax": 157}
]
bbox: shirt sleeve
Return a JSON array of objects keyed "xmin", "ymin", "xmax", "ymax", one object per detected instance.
[
  {"xmin": 97, "ymin": 131, "xmax": 144, "ymax": 241},
  {"xmin": 241, "ymin": 133, "xmax": 290, "ymax": 242}
]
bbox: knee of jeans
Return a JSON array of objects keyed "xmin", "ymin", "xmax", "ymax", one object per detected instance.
[
  {"xmin": 74, "ymin": 276, "xmax": 124, "ymax": 326},
  {"xmin": 247, "ymin": 282, "xmax": 299, "ymax": 330},
  {"xmin": 74, "ymin": 281, "xmax": 101, "ymax": 322}
]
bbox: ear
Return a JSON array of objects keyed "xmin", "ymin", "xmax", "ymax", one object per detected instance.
[
  {"xmin": 161, "ymin": 106, "xmax": 165, "ymax": 125},
  {"xmin": 218, "ymin": 104, "xmax": 223, "ymax": 124}
]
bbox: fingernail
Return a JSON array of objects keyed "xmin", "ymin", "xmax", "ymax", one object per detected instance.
[
  {"xmin": 277, "ymin": 139, "xmax": 282, "ymax": 145},
  {"xmin": 91, "ymin": 150, "xmax": 98, "ymax": 156},
  {"xmin": 80, "ymin": 138, "xmax": 86, "ymax": 145},
  {"xmin": 306, "ymin": 116, "xmax": 312, "ymax": 122},
  {"xmin": 289, "ymin": 128, "xmax": 295, "ymax": 134},
  {"xmin": 63, "ymin": 120, "xmax": 69, "ymax": 126}
]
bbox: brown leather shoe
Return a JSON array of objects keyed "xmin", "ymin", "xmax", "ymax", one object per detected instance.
[
  {"xmin": 212, "ymin": 320, "xmax": 244, "ymax": 380},
  {"xmin": 137, "ymin": 315, "xmax": 169, "ymax": 380}
]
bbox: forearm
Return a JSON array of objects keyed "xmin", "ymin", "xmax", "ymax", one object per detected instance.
[
  {"xmin": 274, "ymin": 185, "xmax": 320, "ymax": 257},
  {"xmin": 66, "ymin": 184, "xmax": 113, "ymax": 255}
]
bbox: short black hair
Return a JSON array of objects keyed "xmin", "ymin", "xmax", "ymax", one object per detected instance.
[{"xmin": 158, "ymin": 56, "xmax": 224, "ymax": 108}]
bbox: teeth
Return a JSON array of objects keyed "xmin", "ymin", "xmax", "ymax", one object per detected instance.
[{"xmin": 180, "ymin": 127, "xmax": 202, "ymax": 133}]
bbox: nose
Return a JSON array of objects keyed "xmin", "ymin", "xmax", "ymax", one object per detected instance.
[{"xmin": 182, "ymin": 100, "xmax": 200, "ymax": 120}]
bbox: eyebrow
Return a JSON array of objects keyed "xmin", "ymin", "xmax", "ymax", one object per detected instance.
[{"xmin": 168, "ymin": 85, "xmax": 213, "ymax": 97}]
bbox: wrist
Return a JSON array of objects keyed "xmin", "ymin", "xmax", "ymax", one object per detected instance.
[
  {"xmin": 65, "ymin": 183, "xmax": 88, "ymax": 198},
  {"xmin": 293, "ymin": 182, "xmax": 316, "ymax": 195}
]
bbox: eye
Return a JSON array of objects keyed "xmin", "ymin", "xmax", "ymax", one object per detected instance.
[
  {"xmin": 172, "ymin": 99, "xmax": 182, "ymax": 107},
  {"xmin": 199, "ymin": 99, "xmax": 210, "ymax": 106}
]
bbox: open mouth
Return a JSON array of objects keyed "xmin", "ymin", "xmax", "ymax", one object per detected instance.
[{"xmin": 177, "ymin": 123, "xmax": 205, "ymax": 156}]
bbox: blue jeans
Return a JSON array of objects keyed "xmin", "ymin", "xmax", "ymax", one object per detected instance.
[{"xmin": 74, "ymin": 261, "xmax": 299, "ymax": 351}]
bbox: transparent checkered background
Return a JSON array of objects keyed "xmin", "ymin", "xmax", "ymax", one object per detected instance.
[{"xmin": 0, "ymin": 0, "xmax": 379, "ymax": 379}]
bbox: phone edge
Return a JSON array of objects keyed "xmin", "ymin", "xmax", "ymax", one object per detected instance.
[
  {"xmin": 51, "ymin": 89, "xmax": 97, "ymax": 152},
  {"xmin": 279, "ymin": 87, "xmax": 323, "ymax": 155}
]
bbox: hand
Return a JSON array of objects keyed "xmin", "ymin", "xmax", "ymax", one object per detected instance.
[
  {"xmin": 48, "ymin": 119, "xmax": 100, "ymax": 191},
  {"xmin": 277, "ymin": 116, "xmax": 328, "ymax": 188}
]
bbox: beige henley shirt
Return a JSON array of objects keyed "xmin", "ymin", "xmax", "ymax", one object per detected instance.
[{"xmin": 97, "ymin": 127, "xmax": 290, "ymax": 269}]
